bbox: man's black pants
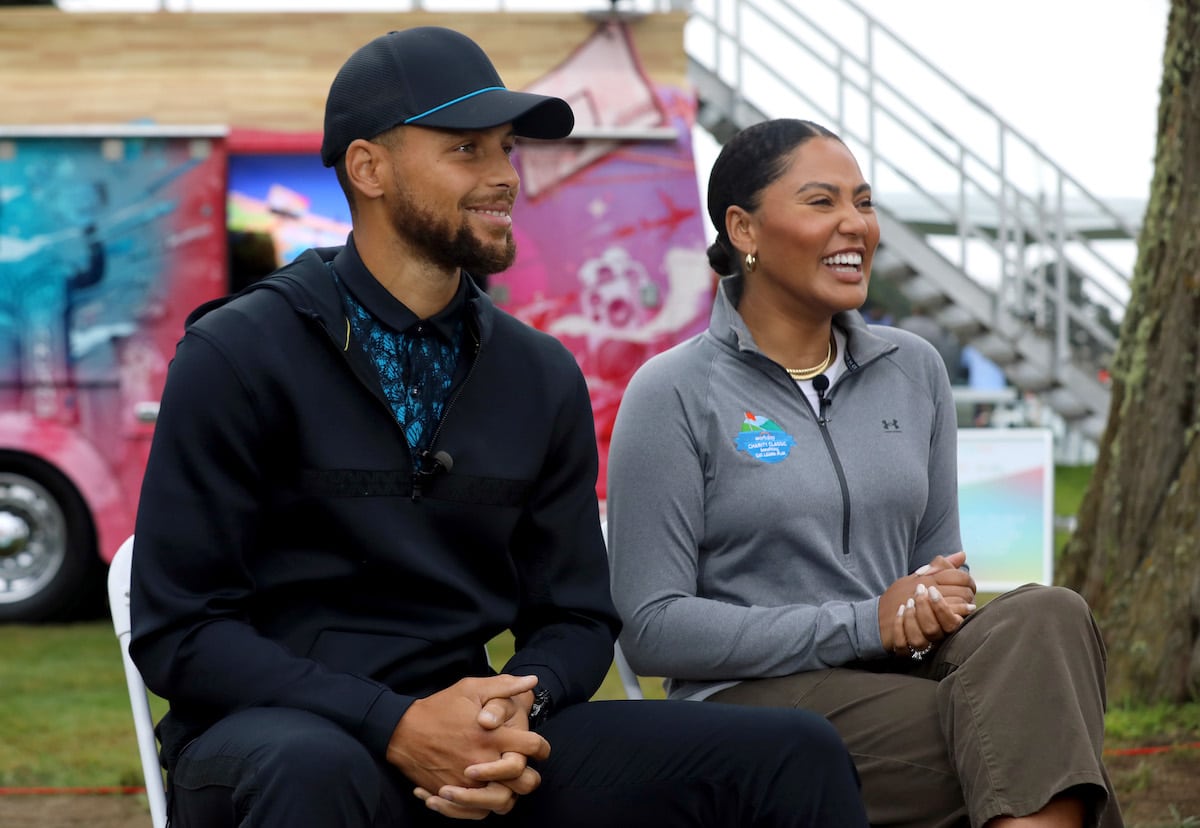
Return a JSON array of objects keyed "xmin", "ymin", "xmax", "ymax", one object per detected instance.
[{"xmin": 168, "ymin": 699, "xmax": 867, "ymax": 827}]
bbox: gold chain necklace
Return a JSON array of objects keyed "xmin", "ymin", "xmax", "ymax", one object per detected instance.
[{"xmin": 785, "ymin": 336, "xmax": 835, "ymax": 382}]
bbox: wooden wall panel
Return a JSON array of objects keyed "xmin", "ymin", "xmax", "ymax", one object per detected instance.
[{"xmin": 0, "ymin": 10, "xmax": 688, "ymax": 130}]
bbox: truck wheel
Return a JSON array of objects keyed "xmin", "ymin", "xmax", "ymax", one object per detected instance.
[{"xmin": 0, "ymin": 458, "xmax": 99, "ymax": 623}]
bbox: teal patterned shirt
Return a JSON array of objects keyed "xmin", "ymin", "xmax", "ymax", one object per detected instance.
[{"xmin": 334, "ymin": 269, "xmax": 465, "ymax": 454}]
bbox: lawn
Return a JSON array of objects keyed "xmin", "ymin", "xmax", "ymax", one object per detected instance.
[{"xmin": 0, "ymin": 621, "xmax": 162, "ymax": 789}]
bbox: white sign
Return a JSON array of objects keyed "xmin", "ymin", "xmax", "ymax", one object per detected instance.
[{"xmin": 957, "ymin": 428, "xmax": 1055, "ymax": 593}]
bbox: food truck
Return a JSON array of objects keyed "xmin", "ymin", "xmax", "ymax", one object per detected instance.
[{"xmin": 0, "ymin": 12, "xmax": 712, "ymax": 620}]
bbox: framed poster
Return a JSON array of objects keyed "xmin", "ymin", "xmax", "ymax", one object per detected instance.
[{"xmin": 957, "ymin": 428, "xmax": 1055, "ymax": 592}]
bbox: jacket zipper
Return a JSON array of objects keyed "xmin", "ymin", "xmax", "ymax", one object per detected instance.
[
  {"xmin": 815, "ymin": 407, "xmax": 853, "ymax": 558},
  {"xmin": 781, "ymin": 364, "xmax": 853, "ymax": 558}
]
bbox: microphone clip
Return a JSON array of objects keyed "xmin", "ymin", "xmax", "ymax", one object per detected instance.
[
  {"xmin": 412, "ymin": 449, "xmax": 454, "ymax": 501},
  {"xmin": 812, "ymin": 374, "xmax": 831, "ymax": 425}
]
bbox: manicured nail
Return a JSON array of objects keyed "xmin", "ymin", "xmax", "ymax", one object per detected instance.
[
  {"xmin": 916, "ymin": 583, "xmax": 927, "ymax": 597},
  {"xmin": 929, "ymin": 587, "xmax": 943, "ymax": 602},
  {"xmin": 906, "ymin": 598, "xmax": 915, "ymax": 609},
  {"xmin": 915, "ymin": 564, "xmax": 932, "ymax": 575},
  {"xmin": 897, "ymin": 605, "xmax": 906, "ymax": 617},
  {"xmin": 966, "ymin": 603, "xmax": 977, "ymax": 612}
]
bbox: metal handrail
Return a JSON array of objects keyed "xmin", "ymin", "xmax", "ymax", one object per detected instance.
[{"xmin": 685, "ymin": 0, "xmax": 1134, "ymax": 377}]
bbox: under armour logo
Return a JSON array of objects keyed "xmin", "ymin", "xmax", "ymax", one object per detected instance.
[{"xmin": 882, "ymin": 419, "xmax": 901, "ymax": 431}]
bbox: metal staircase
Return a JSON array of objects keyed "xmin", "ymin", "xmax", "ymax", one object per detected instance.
[{"xmin": 682, "ymin": 0, "xmax": 1139, "ymax": 441}]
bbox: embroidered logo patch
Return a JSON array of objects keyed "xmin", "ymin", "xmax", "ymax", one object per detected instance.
[{"xmin": 735, "ymin": 411, "xmax": 796, "ymax": 464}]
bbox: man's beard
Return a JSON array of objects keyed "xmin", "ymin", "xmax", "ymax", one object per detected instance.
[{"xmin": 389, "ymin": 176, "xmax": 516, "ymax": 276}]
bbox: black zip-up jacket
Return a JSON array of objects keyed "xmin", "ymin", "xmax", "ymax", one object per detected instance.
[{"xmin": 129, "ymin": 244, "xmax": 620, "ymax": 768}]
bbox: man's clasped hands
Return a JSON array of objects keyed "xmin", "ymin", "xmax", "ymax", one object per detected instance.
[{"xmin": 387, "ymin": 673, "xmax": 549, "ymax": 820}]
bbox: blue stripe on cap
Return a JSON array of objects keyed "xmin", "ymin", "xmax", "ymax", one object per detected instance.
[{"xmin": 404, "ymin": 87, "xmax": 507, "ymax": 124}]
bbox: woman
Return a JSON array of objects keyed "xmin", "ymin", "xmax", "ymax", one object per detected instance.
[{"xmin": 606, "ymin": 119, "xmax": 1121, "ymax": 828}]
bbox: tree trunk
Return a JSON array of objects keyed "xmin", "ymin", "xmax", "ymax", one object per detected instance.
[{"xmin": 1058, "ymin": 0, "xmax": 1200, "ymax": 705}]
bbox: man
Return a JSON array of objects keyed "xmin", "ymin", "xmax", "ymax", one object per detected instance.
[{"xmin": 129, "ymin": 26, "xmax": 867, "ymax": 827}]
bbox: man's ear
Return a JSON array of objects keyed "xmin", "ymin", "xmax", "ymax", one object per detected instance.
[
  {"xmin": 726, "ymin": 205, "xmax": 755, "ymax": 256},
  {"xmin": 344, "ymin": 139, "xmax": 387, "ymax": 202}
]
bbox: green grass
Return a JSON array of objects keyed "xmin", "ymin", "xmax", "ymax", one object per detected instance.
[
  {"xmin": 0, "ymin": 622, "xmax": 166, "ymax": 788},
  {"xmin": 1054, "ymin": 463, "xmax": 1094, "ymax": 557},
  {"xmin": 1105, "ymin": 701, "xmax": 1200, "ymax": 747},
  {"xmin": 1054, "ymin": 464, "xmax": 1095, "ymax": 519},
  {"xmin": 487, "ymin": 631, "xmax": 665, "ymax": 702}
]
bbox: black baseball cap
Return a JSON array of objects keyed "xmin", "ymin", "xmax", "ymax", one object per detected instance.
[{"xmin": 321, "ymin": 26, "xmax": 575, "ymax": 166}]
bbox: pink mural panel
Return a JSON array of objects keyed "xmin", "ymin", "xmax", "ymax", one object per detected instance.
[{"xmin": 492, "ymin": 22, "xmax": 715, "ymax": 499}]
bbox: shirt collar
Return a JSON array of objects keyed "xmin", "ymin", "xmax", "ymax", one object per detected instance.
[
  {"xmin": 332, "ymin": 233, "xmax": 468, "ymax": 339},
  {"xmin": 710, "ymin": 274, "xmax": 894, "ymax": 369}
]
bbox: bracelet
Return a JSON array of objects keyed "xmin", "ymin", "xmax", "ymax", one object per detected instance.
[{"xmin": 909, "ymin": 644, "xmax": 934, "ymax": 661}]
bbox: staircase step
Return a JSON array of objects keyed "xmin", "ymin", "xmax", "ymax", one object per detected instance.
[
  {"xmin": 1045, "ymin": 387, "xmax": 1092, "ymax": 419},
  {"xmin": 968, "ymin": 333, "xmax": 1017, "ymax": 365},
  {"xmin": 897, "ymin": 278, "xmax": 948, "ymax": 309},
  {"xmin": 1006, "ymin": 361, "xmax": 1056, "ymax": 392},
  {"xmin": 935, "ymin": 305, "xmax": 982, "ymax": 337}
]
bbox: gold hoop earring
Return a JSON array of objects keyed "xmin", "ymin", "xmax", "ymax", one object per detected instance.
[{"xmin": 744, "ymin": 251, "xmax": 757, "ymax": 273}]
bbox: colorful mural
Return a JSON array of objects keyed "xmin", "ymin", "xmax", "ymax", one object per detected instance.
[
  {"xmin": 498, "ymin": 22, "xmax": 714, "ymax": 498},
  {"xmin": 0, "ymin": 136, "xmax": 225, "ymax": 404},
  {"xmin": 0, "ymin": 133, "xmax": 227, "ymax": 564}
]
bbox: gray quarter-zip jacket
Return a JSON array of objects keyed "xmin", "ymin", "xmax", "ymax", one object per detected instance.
[{"xmin": 606, "ymin": 275, "xmax": 961, "ymax": 700}]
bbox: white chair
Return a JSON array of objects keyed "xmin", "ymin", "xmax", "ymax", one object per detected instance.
[
  {"xmin": 599, "ymin": 515, "xmax": 647, "ymax": 701},
  {"xmin": 614, "ymin": 641, "xmax": 645, "ymax": 700},
  {"xmin": 107, "ymin": 535, "xmax": 169, "ymax": 828}
]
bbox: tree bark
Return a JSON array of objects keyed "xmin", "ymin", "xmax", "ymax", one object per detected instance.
[{"xmin": 1058, "ymin": 0, "xmax": 1200, "ymax": 704}]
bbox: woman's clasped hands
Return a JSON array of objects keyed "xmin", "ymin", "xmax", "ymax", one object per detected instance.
[{"xmin": 879, "ymin": 551, "xmax": 977, "ymax": 660}]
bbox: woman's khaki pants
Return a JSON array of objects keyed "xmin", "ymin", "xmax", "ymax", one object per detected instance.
[{"xmin": 709, "ymin": 585, "xmax": 1122, "ymax": 828}]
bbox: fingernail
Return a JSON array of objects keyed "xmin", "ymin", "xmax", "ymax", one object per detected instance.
[
  {"xmin": 966, "ymin": 603, "xmax": 977, "ymax": 612},
  {"xmin": 897, "ymin": 605, "xmax": 906, "ymax": 616},
  {"xmin": 915, "ymin": 564, "xmax": 931, "ymax": 575},
  {"xmin": 906, "ymin": 598, "xmax": 915, "ymax": 609},
  {"xmin": 480, "ymin": 711, "xmax": 498, "ymax": 726},
  {"xmin": 916, "ymin": 583, "xmax": 927, "ymax": 597},
  {"xmin": 929, "ymin": 587, "xmax": 942, "ymax": 602}
]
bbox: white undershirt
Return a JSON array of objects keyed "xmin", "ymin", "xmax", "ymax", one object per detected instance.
[{"xmin": 794, "ymin": 327, "xmax": 848, "ymax": 414}]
